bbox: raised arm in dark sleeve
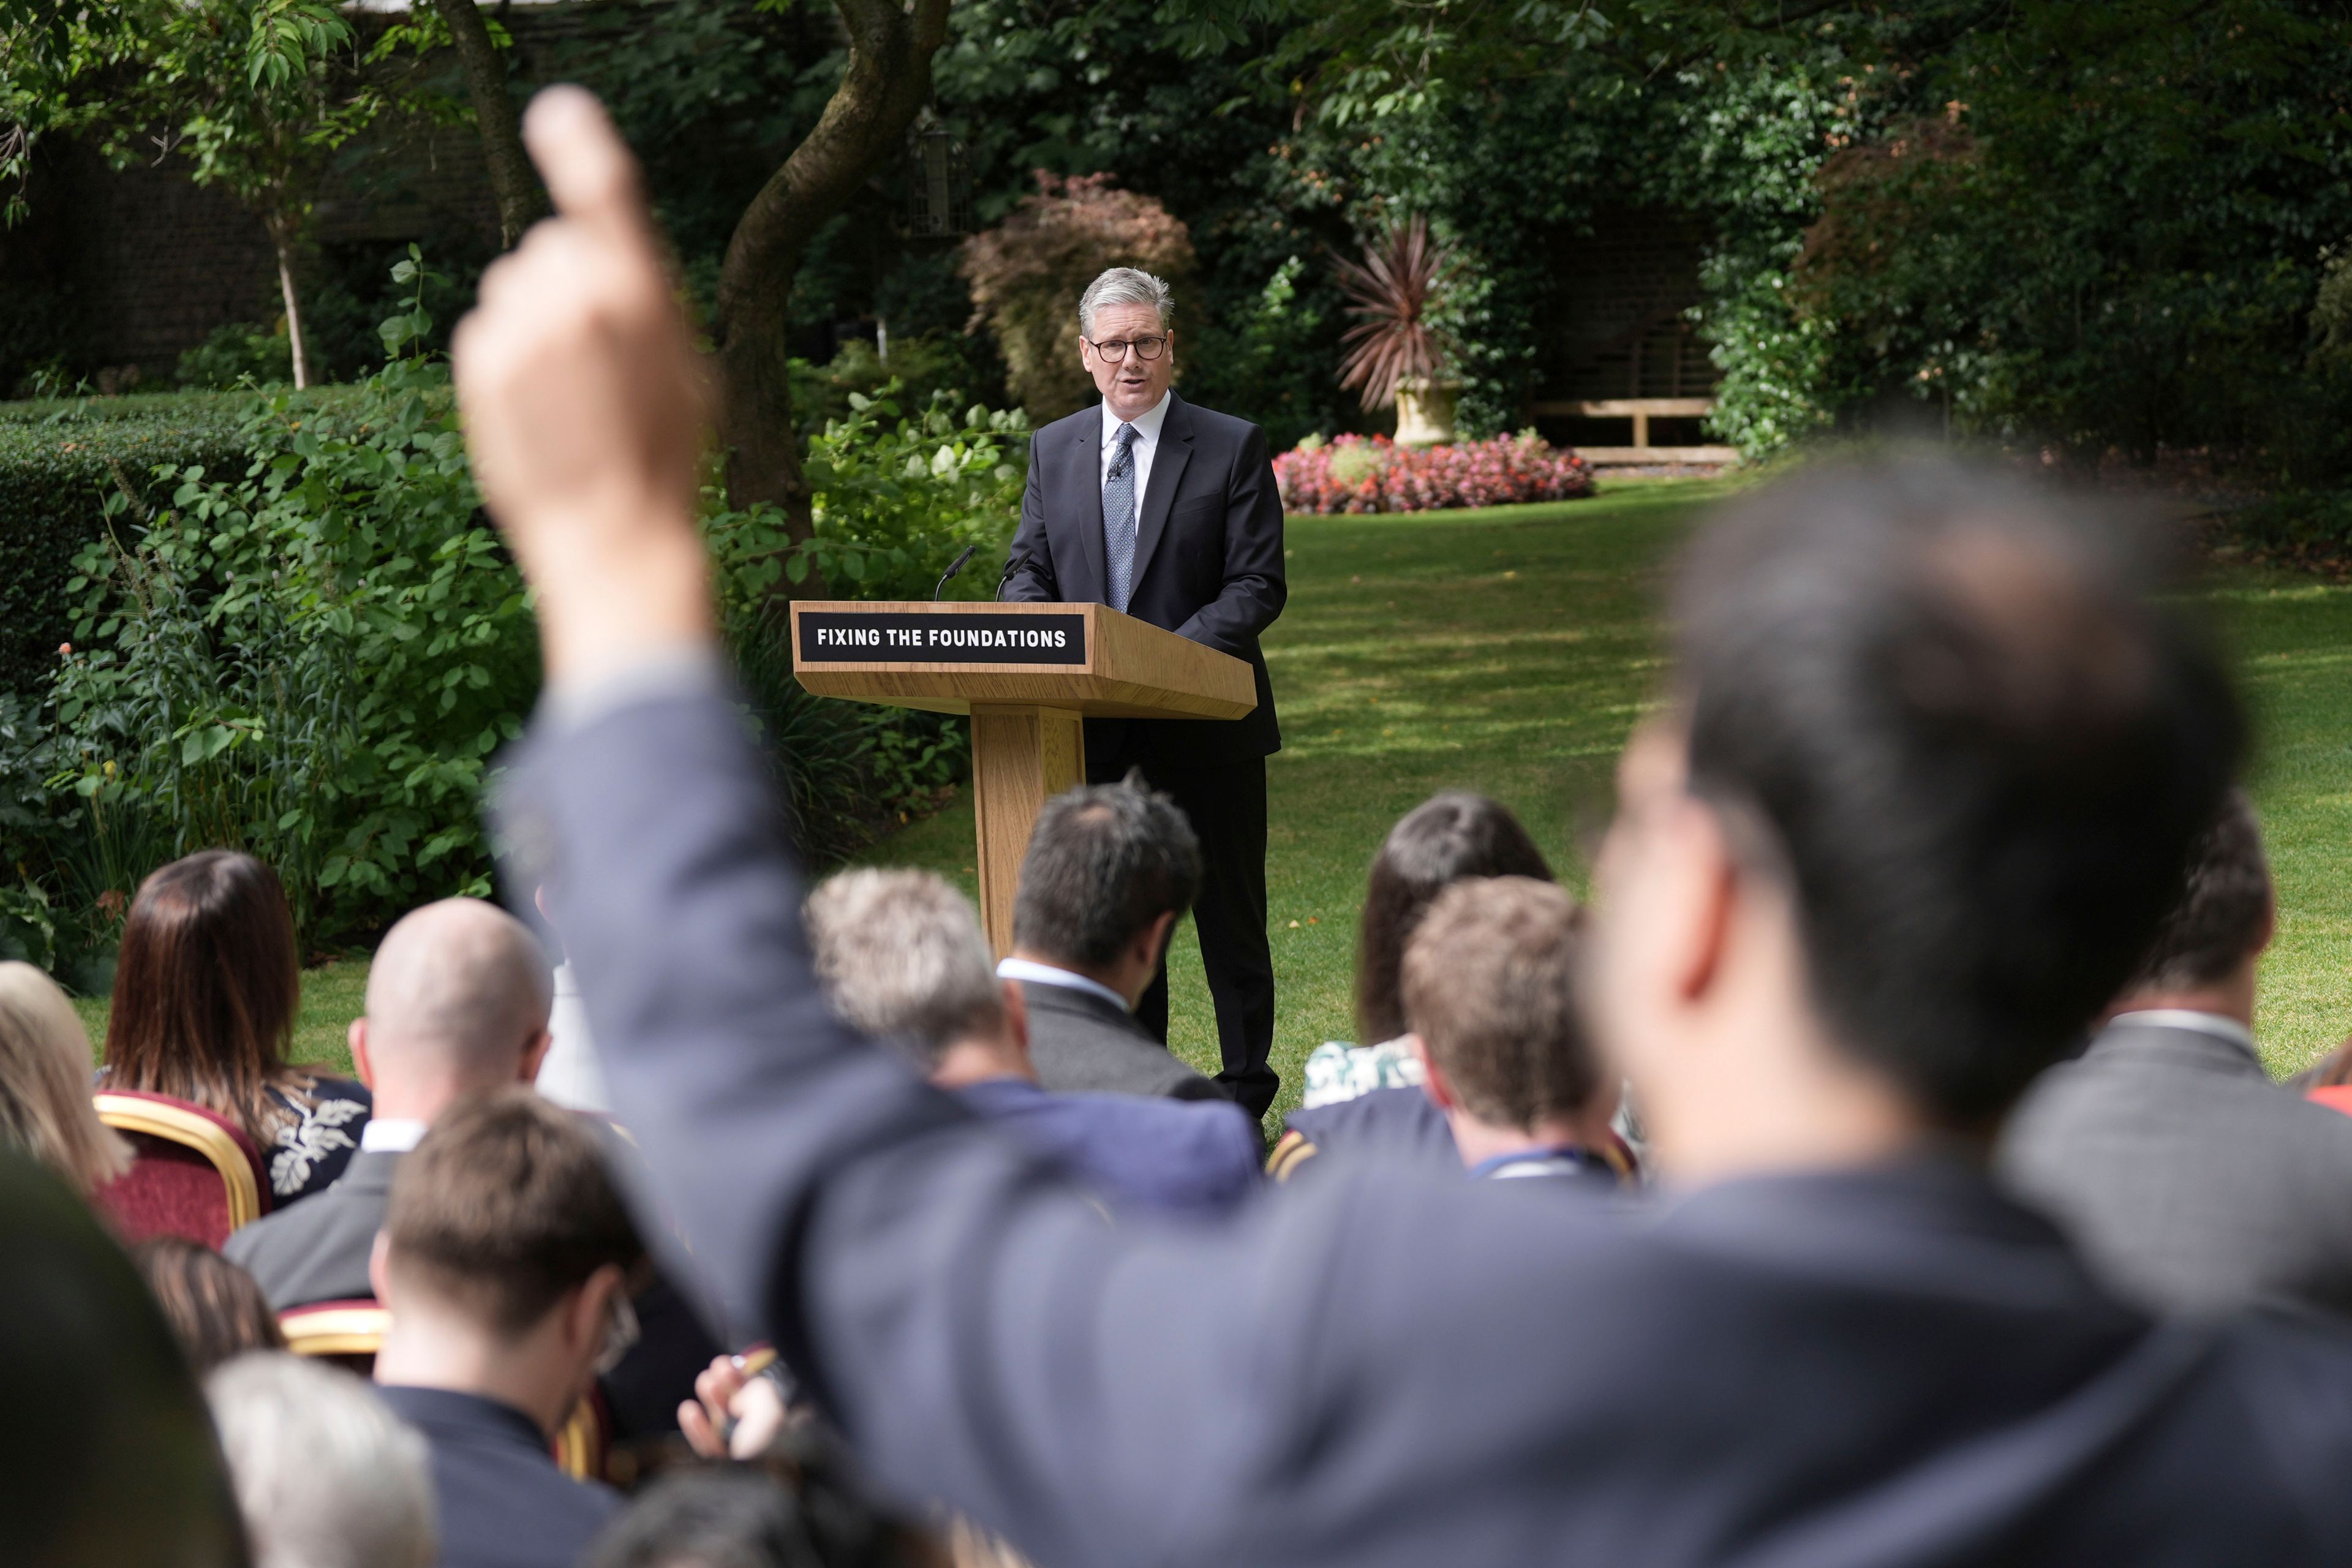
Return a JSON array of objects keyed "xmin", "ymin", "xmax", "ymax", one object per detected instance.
[
  {"xmin": 1001, "ymin": 431, "xmax": 1060, "ymax": 602},
  {"xmin": 1174, "ymin": 422, "xmax": 1287, "ymax": 658},
  {"xmin": 502, "ymin": 687, "xmax": 1336, "ymax": 1562}
]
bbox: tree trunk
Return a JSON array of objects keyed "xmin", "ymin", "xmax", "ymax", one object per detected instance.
[
  {"xmin": 428, "ymin": 0, "xmax": 546, "ymax": 249},
  {"xmin": 266, "ymin": 213, "xmax": 310, "ymax": 390},
  {"xmin": 712, "ymin": 0, "xmax": 951, "ymax": 562}
]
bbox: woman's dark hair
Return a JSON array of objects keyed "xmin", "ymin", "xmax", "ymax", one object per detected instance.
[
  {"xmin": 130, "ymin": 1235, "xmax": 285, "ymax": 1378},
  {"xmin": 1355, "ymin": 793, "xmax": 1552, "ymax": 1044},
  {"xmin": 103, "ymin": 850, "xmax": 303, "ymax": 1148}
]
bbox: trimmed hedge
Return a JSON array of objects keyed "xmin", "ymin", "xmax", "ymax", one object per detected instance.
[{"xmin": 0, "ymin": 394, "xmax": 253, "ymax": 698}]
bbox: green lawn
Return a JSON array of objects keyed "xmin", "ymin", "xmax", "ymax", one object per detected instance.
[{"xmin": 70, "ymin": 478, "xmax": 2352, "ymax": 1104}]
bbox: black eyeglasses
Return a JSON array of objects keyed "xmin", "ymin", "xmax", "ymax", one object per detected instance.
[{"xmin": 1083, "ymin": 334, "xmax": 1169, "ymax": 362}]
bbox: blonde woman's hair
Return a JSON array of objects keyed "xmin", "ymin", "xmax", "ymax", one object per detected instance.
[{"xmin": 0, "ymin": 960, "xmax": 132, "ymax": 1193}]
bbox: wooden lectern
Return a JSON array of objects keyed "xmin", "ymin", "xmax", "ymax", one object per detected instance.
[{"xmin": 790, "ymin": 600, "xmax": 1256, "ymax": 954}]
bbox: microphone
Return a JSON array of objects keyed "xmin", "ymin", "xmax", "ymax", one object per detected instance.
[
  {"xmin": 995, "ymin": 549, "xmax": 1032, "ymax": 601},
  {"xmin": 934, "ymin": 544, "xmax": 980, "ymax": 601}
]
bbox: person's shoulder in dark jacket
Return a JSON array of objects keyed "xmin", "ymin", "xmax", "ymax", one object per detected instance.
[
  {"xmin": 225, "ymin": 1147, "xmax": 398, "ymax": 1308},
  {"xmin": 1270, "ymin": 1085, "xmax": 1461, "ymax": 1180},
  {"xmin": 954, "ymin": 1076, "xmax": 1259, "ymax": 1216},
  {"xmin": 1174, "ymin": 392, "xmax": 1267, "ymax": 448},
  {"xmin": 1019, "ymin": 980, "xmax": 1226, "ymax": 1102},
  {"xmin": 375, "ymin": 1384, "xmax": 618, "ymax": 1568}
]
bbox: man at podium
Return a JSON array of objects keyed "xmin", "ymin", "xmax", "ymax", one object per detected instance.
[{"xmin": 1001, "ymin": 266, "xmax": 1287, "ymax": 1117}]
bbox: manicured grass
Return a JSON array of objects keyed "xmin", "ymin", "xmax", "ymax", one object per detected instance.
[
  {"xmin": 867, "ymin": 479, "xmax": 2352, "ymax": 1125},
  {"xmin": 72, "ymin": 479, "xmax": 2352, "ymax": 1106}
]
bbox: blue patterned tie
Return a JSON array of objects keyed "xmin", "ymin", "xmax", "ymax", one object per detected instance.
[{"xmin": 1102, "ymin": 421, "xmax": 1139, "ymax": 612}]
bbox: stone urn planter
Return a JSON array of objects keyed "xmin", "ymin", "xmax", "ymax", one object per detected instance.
[{"xmin": 1393, "ymin": 377, "xmax": 1461, "ymax": 448}]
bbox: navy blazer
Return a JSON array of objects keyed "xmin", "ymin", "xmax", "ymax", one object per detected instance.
[
  {"xmin": 954, "ymin": 1077, "xmax": 1261, "ymax": 1218},
  {"xmin": 1004, "ymin": 393, "xmax": 1286, "ymax": 756},
  {"xmin": 374, "ymin": 1385, "xmax": 618, "ymax": 1568},
  {"xmin": 508, "ymin": 687, "xmax": 2352, "ymax": 1568}
]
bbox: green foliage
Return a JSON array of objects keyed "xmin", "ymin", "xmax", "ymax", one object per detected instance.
[
  {"xmin": 0, "ymin": 396, "xmax": 250, "ymax": 698},
  {"xmin": 41, "ymin": 260, "xmax": 530, "ymax": 949},
  {"xmin": 714, "ymin": 386, "xmax": 1031, "ymax": 604},
  {"xmin": 176, "ymin": 322, "xmax": 298, "ymax": 390}
]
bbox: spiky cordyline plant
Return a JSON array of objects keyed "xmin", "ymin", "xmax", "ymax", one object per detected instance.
[{"xmin": 1333, "ymin": 216, "xmax": 1460, "ymax": 410}]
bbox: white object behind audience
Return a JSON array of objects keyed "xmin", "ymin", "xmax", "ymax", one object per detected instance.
[
  {"xmin": 533, "ymin": 961, "xmax": 611, "ymax": 1114},
  {"xmin": 207, "ymin": 1351, "xmax": 435, "ymax": 1568}
]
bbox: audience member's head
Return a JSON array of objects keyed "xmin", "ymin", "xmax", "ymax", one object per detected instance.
[
  {"xmin": 0, "ymin": 1149, "xmax": 244, "ymax": 1566},
  {"xmin": 132, "ymin": 1235, "xmax": 287, "ymax": 1376},
  {"xmin": 208, "ymin": 1351, "xmax": 436, "ymax": 1568},
  {"xmin": 0, "ymin": 959, "xmax": 130, "ymax": 1193},
  {"xmin": 104, "ymin": 849, "xmax": 303, "ymax": 1145},
  {"xmin": 1012, "ymin": 777, "xmax": 1201, "ymax": 1005},
  {"xmin": 583, "ymin": 1463, "xmax": 914, "ymax": 1568},
  {"xmin": 353, "ymin": 897, "xmax": 556, "ymax": 1121},
  {"xmin": 2111, "ymin": 787, "xmax": 2272, "ymax": 1023},
  {"xmin": 807, "ymin": 870, "xmax": 1025, "ymax": 1085},
  {"xmin": 1355, "ymin": 793, "xmax": 1553, "ymax": 1044},
  {"xmin": 1401, "ymin": 877, "xmax": 1613, "ymax": 1162},
  {"xmin": 371, "ymin": 1088, "xmax": 646, "ymax": 1434},
  {"xmin": 1593, "ymin": 459, "xmax": 2242, "ymax": 1176}
]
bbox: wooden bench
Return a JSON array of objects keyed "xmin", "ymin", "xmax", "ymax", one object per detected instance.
[{"xmin": 1528, "ymin": 398, "xmax": 1738, "ymax": 467}]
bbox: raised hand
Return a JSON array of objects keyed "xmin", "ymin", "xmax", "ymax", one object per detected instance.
[{"xmin": 451, "ymin": 85, "xmax": 715, "ymax": 686}]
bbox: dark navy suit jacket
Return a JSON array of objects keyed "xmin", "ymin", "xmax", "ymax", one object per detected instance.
[
  {"xmin": 954, "ymin": 1076, "xmax": 1259, "ymax": 1218},
  {"xmin": 374, "ymin": 1385, "xmax": 618, "ymax": 1568},
  {"xmin": 1005, "ymin": 393, "xmax": 1286, "ymax": 756},
  {"xmin": 507, "ymin": 686, "xmax": 2352, "ymax": 1567}
]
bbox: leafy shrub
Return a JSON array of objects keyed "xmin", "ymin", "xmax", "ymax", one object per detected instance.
[
  {"xmin": 0, "ymin": 397, "xmax": 251, "ymax": 698},
  {"xmin": 959, "ymin": 172, "xmax": 1194, "ymax": 420},
  {"xmin": 786, "ymin": 334, "xmax": 981, "ymax": 440},
  {"xmin": 176, "ymin": 322, "xmax": 298, "ymax": 390},
  {"xmin": 1275, "ymin": 432, "xmax": 1593, "ymax": 514},
  {"xmin": 43, "ymin": 266, "xmax": 531, "ymax": 951}
]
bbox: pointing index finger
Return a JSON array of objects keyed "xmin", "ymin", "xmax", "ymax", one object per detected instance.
[{"xmin": 522, "ymin": 85, "xmax": 654, "ymax": 252}]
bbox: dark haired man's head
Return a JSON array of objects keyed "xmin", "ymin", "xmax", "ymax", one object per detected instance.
[
  {"xmin": 1401, "ymin": 877, "xmax": 1615, "ymax": 1167},
  {"xmin": 2113, "ymin": 788, "xmax": 2271, "ymax": 1024},
  {"xmin": 583, "ymin": 1464, "xmax": 915, "ymax": 1568},
  {"xmin": 1357, "ymin": 793, "xmax": 1553, "ymax": 1043},
  {"xmin": 1592, "ymin": 459, "xmax": 2242, "ymax": 1180},
  {"xmin": 1011, "ymin": 777, "xmax": 1201, "ymax": 1007},
  {"xmin": 371, "ymin": 1088, "xmax": 645, "ymax": 1436}
]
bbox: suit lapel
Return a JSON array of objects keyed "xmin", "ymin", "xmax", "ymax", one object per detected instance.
[
  {"xmin": 1129, "ymin": 393, "xmax": 1193, "ymax": 602},
  {"xmin": 1061, "ymin": 410, "xmax": 1107, "ymax": 604}
]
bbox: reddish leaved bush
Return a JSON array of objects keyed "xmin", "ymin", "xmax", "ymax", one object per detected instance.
[{"xmin": 1273, "ymin": 432, "xmax": 1594, "ymax": 514}]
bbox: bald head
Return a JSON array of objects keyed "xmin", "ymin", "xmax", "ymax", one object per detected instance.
[{"xmin": 356, "ymin": 901, "xmax": 554, "ymax": 1117}]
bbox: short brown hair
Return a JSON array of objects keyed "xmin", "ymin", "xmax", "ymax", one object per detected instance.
[
  {"xmin": 2122, "ymin": 788, "xmax": 2271, "ymax": 996},
  {"xmin": 1400, "ymin": 877, "xmax": 1599, "ymax": 1130},
  {"xmin": 383, "ymin": 1090, "xmax": 643, "ymax": 1336}
]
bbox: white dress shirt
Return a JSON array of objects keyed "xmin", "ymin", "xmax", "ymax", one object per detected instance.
[
  {"xmin": 535, "ymin": 960, "xmax": 612, "ymax": 1114},
  {"xmin": 360, "ymin": 1117, "xmax": 427, "ymax": 1153},
  {"xmin": 1099, "ymin": 390, "xmax": 1172, "ymax": 514},
  {"xmin": 997, "ymin": 956, "xmax": 1133, "ymax": 1014},
  {"xmin": 2106, "ymin": 1008, "xmax": 2257, "ymax": 1057}
]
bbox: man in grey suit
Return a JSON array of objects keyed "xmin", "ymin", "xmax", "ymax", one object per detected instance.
[
  {"xmin": 993, "ymin": 778, "xmax": 1229, "ymax": 1103},
  {"xmin": 2001, "ymin": 791, "xmax": 2352, "ymax": 1318},
  {"xmin": 228, "ymin": 898, "xmax": 554, "ymax": 1307},
  {"xmin": 459, "ymin": 91, "xmax": 2352, "ymax": 1568}
]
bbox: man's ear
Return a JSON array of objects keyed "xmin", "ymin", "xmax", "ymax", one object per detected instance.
[
  {"xmin": 567, "ymin": 1264, "xmax": 627, "ymax": 1360},
  {"xmin": 1136, "ymin": 909, "xmax": 1178, "ymax": 971},
  {"xmin": 368, "ymin": 1231, "xmax": 394, "ymax": 1308},
  {"xmin": 517, "ymin": 1027, "xmax": 554, "ymax": 1084},
  {"xmin": 1407, "ymin": 1033, "xmax": 1457, "ymax": 1112},
  {"xmin": 1664, "ymin": 799, "xmax": 1741, "ymax": 1008},
  {"xmin": 350, "ymin": 1018, "xmax": 374, "ymax": 1090},
  {"xmin": 1001, "ymin": 978, "xmax": 1031, "ymax": 1057}
]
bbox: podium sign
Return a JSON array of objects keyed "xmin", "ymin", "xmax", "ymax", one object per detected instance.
[{"xmin": 790, "ymin": 600, "xmax": 1254, "ymax": 953}]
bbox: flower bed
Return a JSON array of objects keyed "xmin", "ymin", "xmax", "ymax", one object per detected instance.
[{"xmin": 1274, "ymin": 432, "xmax": 1594, "ymax": 514}]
